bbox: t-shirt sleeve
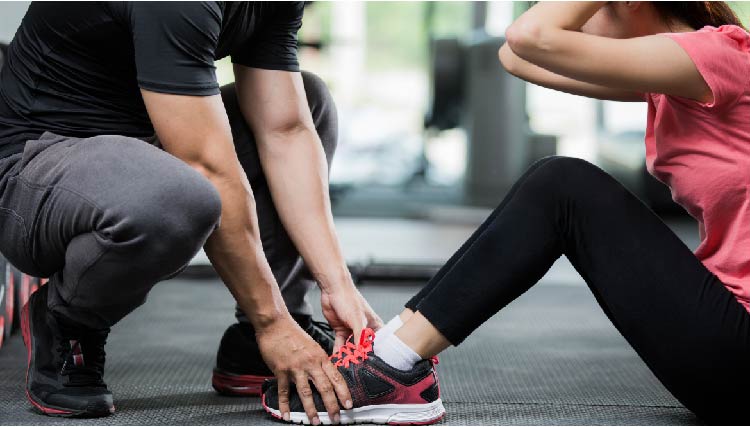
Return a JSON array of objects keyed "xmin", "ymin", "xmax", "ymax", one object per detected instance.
[
  {"xmin": 128, "ymin": 2, "xmax": 221, "ymax": 96},
  {"xmin": 661, "ymin": 26, "xmax": 750, "ymax": 109},
  {"xmin": 231, "ymin": 2, "xmax": 304, "ymax": 72}
]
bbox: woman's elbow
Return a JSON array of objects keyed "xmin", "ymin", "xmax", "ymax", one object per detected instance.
[
  {"xmin": 498, "ymin": 44, "xmax": 516, "ymax": 74},
  {"xmin": 505, "ymin": 20, "xmax": 547, "ymax": 59}
]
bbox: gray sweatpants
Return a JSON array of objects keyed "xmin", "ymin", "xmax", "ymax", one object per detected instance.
[{"xmin": 0, "ymin": 71, "xmax": 338, "ymax": 329}]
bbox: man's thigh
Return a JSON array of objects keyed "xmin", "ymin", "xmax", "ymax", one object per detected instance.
[{"xmin": 0, "ymin": 132, "xmax": 198, "ymax": 277}]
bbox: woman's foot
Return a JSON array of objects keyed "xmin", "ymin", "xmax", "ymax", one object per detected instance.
[{"xmin": 261, "ymin": 329, "xmax": 445, "ymax": 425}]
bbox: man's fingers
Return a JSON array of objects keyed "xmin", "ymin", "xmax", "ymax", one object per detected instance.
[
  {"xmin": 311, "ymin": 368, "xmax": 341, "ymax": 424},
  {"xmin": 294, "ymin": 372, "xmax": 320, "ymax": 425},
  {"xmin": 277, "ymin": 372, "xmax": 291, "ymax": 422},
  {"xmin": 350, "ymin": 317, "xmax": 365, "ymax": 342},
  {"xmin": 323, "ymin": 360, "xmax": 353, "ymax": 409},
  {"xmin": 334, "ymin": 331, "xmax": 348, "ymax": 351}
]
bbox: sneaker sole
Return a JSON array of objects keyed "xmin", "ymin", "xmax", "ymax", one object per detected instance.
[
  {"xmin": 262, "ymin": 394, "xmax": 446, "ymax": 426},
  {"xmin": 212, "ymin": 369, "xmax": 272, "ymax": 396},
  {"xmin": 21, "ymin": 299, "xmax": 114, "ymax": 418}
]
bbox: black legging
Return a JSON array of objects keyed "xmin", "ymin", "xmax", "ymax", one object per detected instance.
[{"xmin": 406, "ymin": 156, "xmax": 750, "ymax": 423}]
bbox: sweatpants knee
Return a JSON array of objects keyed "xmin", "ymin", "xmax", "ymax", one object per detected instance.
[
  {"xmin": 301, "ymin": 71, "xmax": 338, "ymax": 162},
  {"xmin": 171, "ymin": 173, "xmax": 222, "ymax": 238},
  {"xmin": 113, "ymin": 168, "xmax": 221, "ymax": 267}
]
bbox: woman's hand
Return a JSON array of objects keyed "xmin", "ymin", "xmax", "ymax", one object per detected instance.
[{"xmin": 320, "ymin": 283, "xmax": 383, "ymax": 350}]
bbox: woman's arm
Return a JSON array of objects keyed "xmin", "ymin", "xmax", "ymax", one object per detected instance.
[
  {"xmin": 499, "ymin": 43, "xmax": 644, "ymax": 101},
  {"xmin": 503, "ymin": 2, "xmax": 711, "ymax": 103}
]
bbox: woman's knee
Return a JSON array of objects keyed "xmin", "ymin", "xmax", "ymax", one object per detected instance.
[
  {"xmin": 527, "ymin": 156, "xmax": 617, "ymax": 192},
  {"xmin": 529, "ymin": 155, "xmax": 598, "ymax": 181},
  {"xmin": 519, "ymin": 156, "xmax": 631, "ymax": 210}
]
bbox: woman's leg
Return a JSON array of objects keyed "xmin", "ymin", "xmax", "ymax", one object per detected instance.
[
  {"xmin": 402, "ymin": 156, "xmax": 558, "ymax": 314},
  {"xmin": 395, "ymin": 156, "xmax": 750, "ymax": 422}
]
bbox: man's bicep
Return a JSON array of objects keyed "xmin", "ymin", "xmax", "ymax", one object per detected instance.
[
  {"xmin": 140, "ymin": 89, "xmax": 235, "ymax": 172},
  {"xmin": 233, "ymin": 65, "xmax": 314, "ymax": 137}
]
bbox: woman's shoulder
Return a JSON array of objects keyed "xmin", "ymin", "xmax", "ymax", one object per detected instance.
[
  {"xmin": 692, "ymin": 24, "xmax": 750, "ymax": 51},
  {"xmin": 659, "ymin": 24, "xmax": 750, "ymax": 66}
]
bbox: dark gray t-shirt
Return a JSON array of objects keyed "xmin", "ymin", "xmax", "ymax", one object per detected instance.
[{"xmin": 0, "ymin": 1, "xmax": 304, "ymax": 159}]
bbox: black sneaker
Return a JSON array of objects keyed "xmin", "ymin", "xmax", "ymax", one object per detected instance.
[
  {"xmin": 212, "ymin": 317, "xmax": 335, "ymax": 396},
  {"xmin": 21, "ymin": 286, "xmax": 114, "ymax": 417},
  {"xmin": 262, "ymin": 329, "xmax": 445, "ymax": 425}
]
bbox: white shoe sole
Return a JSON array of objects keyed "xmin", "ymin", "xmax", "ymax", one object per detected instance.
[{"xmin": 264, "ymin": 398, "xmax": 446, "ymax": 425}]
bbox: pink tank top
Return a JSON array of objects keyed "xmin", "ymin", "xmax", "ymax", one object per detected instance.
[{"xmin": 644, "ymin": 25, "xmax": 750, "ymax": 310}]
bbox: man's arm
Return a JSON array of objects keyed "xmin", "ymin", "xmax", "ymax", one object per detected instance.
[
  {"xmin": 232, "ymin": 65, "xmax": 382, "ymax": 348},
  {"xmin": 140, "ymin": 90, "xmax": 352, "ymax": 423}
]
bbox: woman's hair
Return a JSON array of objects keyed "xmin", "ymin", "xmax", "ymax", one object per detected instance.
[{"xmin": 652, "ymin": 2, "xmax": 746, "ymax": 31}]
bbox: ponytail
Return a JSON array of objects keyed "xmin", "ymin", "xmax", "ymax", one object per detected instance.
[{"xmin": 652, "ymin": 2, "xmax": 746, "ymax": 31}]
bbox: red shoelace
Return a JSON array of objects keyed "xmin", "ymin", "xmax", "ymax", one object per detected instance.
[
  {"xmin": 328, "ymin": 328, "xmax": 441, "ymax": 368},
  {"xmin": 331, "ymin": 328, "xmax": 375, "ymax": 368},
  {"xmin": 329, "ymin": 338, "xmax": 357, "ymax": 362}
]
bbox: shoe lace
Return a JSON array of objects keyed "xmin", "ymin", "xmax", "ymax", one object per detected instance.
[
  {"xmin": 333, "ymin": 328, "xmax": 375, "ymax": 369},
  {"xmin": 329, "ymin": 337, "xmax": 357, "ymax": 363},
  {"xmin": 57, "ymin": 329, "xmax": 109, "ymax": 387}
]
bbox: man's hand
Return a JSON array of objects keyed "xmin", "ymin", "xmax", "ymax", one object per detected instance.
[
  {"xmin": 256, "ymin": 318, "xmax": 353, "ymax": 425},
  {"xmin": 321, "ymin": 284, "xmax": 383, "ymax": 350}
]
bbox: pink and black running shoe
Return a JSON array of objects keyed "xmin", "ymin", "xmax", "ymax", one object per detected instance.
[{"xmin": 262, "ymin": 328, "xmax": 445, "ymax": 425}]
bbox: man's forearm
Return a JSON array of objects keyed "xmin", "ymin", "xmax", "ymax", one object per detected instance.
[
  {"xmin": 256, "ymin": 127, "xmax": 351, "ymax": 292},
  {"xmin": 203, "ymin": 173, "xmax": 289, "ymax": 329}
]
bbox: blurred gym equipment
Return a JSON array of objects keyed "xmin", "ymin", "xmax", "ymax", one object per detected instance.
[
  {"xmin": 0, "ymin": 254, "xmax": 43, "ymax": 352},
  {"xmin": 424, "ymin": 3, "xmax": 557, "ymax": 206}
]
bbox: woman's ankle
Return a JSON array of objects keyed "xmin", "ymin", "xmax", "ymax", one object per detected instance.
[
  {"xmin": 398, "ymin": 308, "xmax": 415, "ymax": 324},
  {"xmin": 394, "ymin": 311, "xmax": 451, "ymax": 359}
]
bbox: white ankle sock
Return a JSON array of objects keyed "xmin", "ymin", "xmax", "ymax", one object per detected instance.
[
  {"xmin": 376, "ymin": 315, "xmax": 404, "ymax": 340},
  {"xmin": 373, "ymin": 331, "xmax": 421, "ymax": 371}
]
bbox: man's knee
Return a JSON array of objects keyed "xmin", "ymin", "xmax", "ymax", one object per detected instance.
[
  {"xmin": 301, "ymin": 71, "xmax": 338, "ymax": 163},
  {"xmin": 114, "ymin": 166, "xmax": 221, "ymax": 262}
]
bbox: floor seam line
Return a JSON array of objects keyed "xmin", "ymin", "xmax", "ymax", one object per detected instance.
[{"xmin": 443, "ymin": 400, "xmax": 685, "ymax": 409}]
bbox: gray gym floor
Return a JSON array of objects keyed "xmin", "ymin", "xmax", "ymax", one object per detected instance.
[
  {"xmin": 0, "ymin": 278, "xmax": 697, "ymax": 425},
  {"xmin": 0, "ymin": 217, "xmax": 701, "ymax": 425}
]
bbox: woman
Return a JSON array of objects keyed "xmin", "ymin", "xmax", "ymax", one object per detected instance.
[{"xmin": 263, "ymin": 2, "xmax": 750, "ymax": 424}]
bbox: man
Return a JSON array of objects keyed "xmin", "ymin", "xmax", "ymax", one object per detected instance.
[{"xmin": 0, "ymin": 2, "xmax": 382, "ymax": 420}]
